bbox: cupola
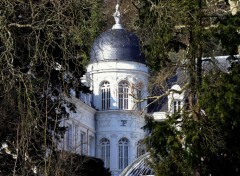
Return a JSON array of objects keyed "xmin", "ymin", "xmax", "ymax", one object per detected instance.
[{"xmin": 90, "ymin": 2, "xmax": 145, "ymax": 64}]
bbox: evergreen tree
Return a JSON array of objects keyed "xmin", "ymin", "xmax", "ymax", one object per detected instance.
[
  {"xmin": 198, "ymin": 62, "xmax": 240, "ymax": 175},
  {"xmin": 139, "ymin": 0, "xmax": 240, "ymax": 175},
  {"xmin": 145, "ymin": 62, "xmax": 240, "ymax": 176}
]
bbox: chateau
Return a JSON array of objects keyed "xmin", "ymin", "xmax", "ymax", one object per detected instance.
[
  {"xmin": 59, "ymin": 2, "xmax": 234, "ymax": 175},
  {"xmin": 60, "ymin": 3, "xmax": 149, "ymax": 175}
]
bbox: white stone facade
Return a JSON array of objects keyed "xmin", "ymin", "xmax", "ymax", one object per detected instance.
[
  {"xmin": 61, "ymin": 96, "xmax": 96, "ymax": 156},
  {"xmin": 59, "ymin": 3, "xmax": 150, "ymax": 172},
  {"xmin": 88, "ymin": 60, "xmax": 148, "ymax": 175},
  {"xmin": 86, "ymin": 60, "xmax": 148, "ymax": 110},
  {"xmin": 60, "ymin": 59, "xmax": 149, "ymax": 175}
]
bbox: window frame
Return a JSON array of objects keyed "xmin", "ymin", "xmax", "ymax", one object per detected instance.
[
  {"xmin": 118, "ymin": 81, "xmax": 129, "ymax": 110},
  {"xmin": 80, "ymin": 131, "xmax": 87, "ymax": 155},
  {"xmin": 118, "ymin": 137, "xmax": 129, "ymax": 170},
  {"xmin": 66, "ymin": 124, "xmax": 73, "ymax": 150},
  {"xmin": 173, "ymin": 100, "xmax": 181, "ymax": 113},
  {"xmin": 137, "ymin": 140, "xmax": 146, "ymax": 158},
  {"xmin": 101, "ymin": 81, "xmax": 111, "ymax": 110},
  {"xmin": 136, "ymin": 88, "xmax": 141, "ymax": 110},
  {"xmin": 100, "ymin": 138, "xmax": 110, "ymax": 168},
  {"xmin": 89, "ymin": 136, "xmax": 95, "ymax": 156}
]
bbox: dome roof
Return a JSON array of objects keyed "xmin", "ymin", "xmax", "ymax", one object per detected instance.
[{"xmin": 90, "ymin": 28, "xmax": 145, "ymax": 64}]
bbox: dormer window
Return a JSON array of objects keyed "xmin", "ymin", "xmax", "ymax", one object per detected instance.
[
  {"xmin": 118, "ymin": 81, "xmax": 129, "ymax": 109},
  {"xmin": 101, "ymin": 81, "xmax": 110, "ymax": 110},
  {"xmin": 168, "ymin": 84, "xmax": 184, "ymax": 114}
]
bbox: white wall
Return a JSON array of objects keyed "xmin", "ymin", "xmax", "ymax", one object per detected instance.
[
  {"xmin": 87, "ymin": 60, "xmax": 149, "ymax": 111},
  {"xmin": 60, "ymin": 96, "xmax": 96, "ymax": 156},
  {"xmin": 86, "ymin": 60, "xmax": 149, "ymax": 175}
]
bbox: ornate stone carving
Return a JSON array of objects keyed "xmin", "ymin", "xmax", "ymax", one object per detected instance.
[
  {"xmin": 120, "ymin": 120, "xmax": 127, "ymax": 126},
  {"xmin": 118, "ymin": 120, "xmax": 130, "ymax": 127}
]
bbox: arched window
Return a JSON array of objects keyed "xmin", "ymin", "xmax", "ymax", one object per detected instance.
[
  {"xmin": 118, "ymin": 138, "xmax": 129, "ymax": 170},
  {"xmin": 101, "ymin": 81, "xmax": 110, "ymax": 110},
  {"xmin": 136, "ymin": 89, "xmax": 141, "ymax": 110},
  {"xmin": 100, "ymin": 138, "xmax": 110, "ymax": 168},
  {"xmin": 118, "ymin": 81, "xmax": 129, "ymax": 109}
]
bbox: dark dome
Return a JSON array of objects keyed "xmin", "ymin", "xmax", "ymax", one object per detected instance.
[{"xmin": 90, "ymin": 29, "xmax": 145, "ymax": 64}]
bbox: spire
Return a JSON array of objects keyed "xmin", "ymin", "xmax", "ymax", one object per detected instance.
[{"xmin": 112, "ymin": 0, "xmax": 124, "ymax": 29}]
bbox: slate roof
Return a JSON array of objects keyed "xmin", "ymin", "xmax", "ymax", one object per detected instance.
[
  {"xmin": 90, "ymin": 29, "xmax": 145, "ymax": 64},
  {"xmin": 149, "ymin": 56, "xmax": 238, "ymax": 113}
]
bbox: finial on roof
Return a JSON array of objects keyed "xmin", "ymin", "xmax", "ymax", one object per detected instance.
[{"xmin": 112, "ymin": 0, "xmax": 124, "ymax": 29}]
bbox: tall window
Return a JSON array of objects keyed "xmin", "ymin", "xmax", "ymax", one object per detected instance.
[
  {"xmin": 173, "ymin": 100, "xmax": 181, "ymax": 113},
  {"xmin": 100, "ymin": 138, "xmax": 110, "ymax": 168},
  {"xmin": 118, "ymin": 81, "xmax": 129, "ymax": 109},
  {"xmin": 89, "ymin": 136, "xmax": 95, "ymax": 156},
  {"xmin": 75, "ymin": 125, "xmax": 80, "ymax": 152},
  {"xmin": 118, "ymin": 138, "xmax": 129, "ymax": 170},
  {"xmin": 137, "ymin": 140, "xmax": 146, "ymax": 158},
  {"xmin": 66, "ymin": 125, "xmax": 72, "ymax": 150},
  {"xmin": 136, "ymin": 89, "xmax": 141, "ymax": 110},
  {"xmin": 101, "ymin": 81, "xmax": 110, "ymax": 110},
  {"xmin": 80, "ymin": 131, "xmax": 87, "ymax": 155}
]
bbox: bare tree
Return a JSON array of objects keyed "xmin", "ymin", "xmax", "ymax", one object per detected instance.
[{"xmin": 0, "ymin": 0, "xmax": 106, "ymax": 175}]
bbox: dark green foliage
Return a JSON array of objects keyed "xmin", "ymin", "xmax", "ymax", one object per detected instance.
[
  {"xmin": 144, "ymin": 114, "xmax": 192, "ymax": 176},
  {"xmin": 144, "ymin": 62, "xmax": 240, "ymax": 176},
  {"xmin": 141, "ymin": 1, "xmax": 240, "ymax": 174},
  {"xmin": 136, "ymin": 0, "xmax": 240, "ymax": 75},
  {"xmin": 198, "ymin": 63, "xmax": 240, "ymax": 175},
  {"xmin": 136, "ymin": 0, "xmax": 205, "ymax": 73},
  {"xmin": 49, "ymin": 152, "xmax": 111, "ymax": 176},
  {"xmin": 215, "ymin": 12, "xmax": 240, "ymax": 55}
]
